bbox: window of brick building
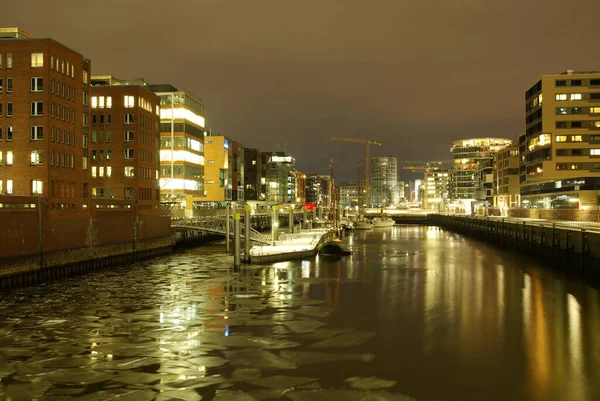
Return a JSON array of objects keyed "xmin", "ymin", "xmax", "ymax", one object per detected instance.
[
  {"xmin": 31, "ymin": 102, "xmax": 43, "ymax": 116},
  {"xmin": 31, "ymin": 53, "xmax": 44, "ymax": 68}
]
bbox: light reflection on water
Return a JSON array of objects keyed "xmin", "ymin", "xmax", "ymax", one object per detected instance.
[{"xmin": 0, "ymin": 226, "xmax": 599, "ymax": 400}]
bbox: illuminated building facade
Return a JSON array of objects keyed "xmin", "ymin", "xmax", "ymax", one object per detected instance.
[
  {"xmin": 339, "ymin": 180, "xmax": 360, "ymax": 209},
  {"xmin": 370, "ymin": 156, "xmax": 398, "ymax": 207},
  {"xmin": 0, "ymin": 28, "xmax": 90, "ymax": 209},
  {"xmin": 493, "ymin": 143, "xmax": 520, "ymax": 211},
  {"xmin": 305, "ymin": 174, "xmax": 329, "ymax": 206},
  {"xmin": 148, "ymin": 84, "xmax": 205, "ymax": 212},
  {"xmin": 203, "ymin": 135, "xmax": 232, "ymax": 203},
  {"xmin": 261, "ymin": 152, "xmax": 294, "ymax": 203},
  {"xmin": 89, "ymin": 76, "xmax": 161, "ymax": 213},
  {"xmin": 423, "ymin": 170, "xmax": 450, "ymax": 212},
  {"xmin": 289, "ymin": 171, "xmax": 306, "ymax": 204},
  {"xmin": 520, "ymin": 71, "xmax": 600, "ymax": 209},
  {"xmin": 449, "ymin": 137, "xmax": 512, "ymax": 201}
]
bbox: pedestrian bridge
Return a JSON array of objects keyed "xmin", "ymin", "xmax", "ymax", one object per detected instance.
[{"xmin": 172, "ymin": 217, "xmax": 271, "ymax": 244}]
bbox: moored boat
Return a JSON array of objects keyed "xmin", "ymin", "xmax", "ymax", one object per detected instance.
[
  {"xmin": 372, "ymin": 217, "xmax": 395, "ymax": 228},
  {"xmin": 318, "ymin": 240, "xmax": 345, "ymax": 256},
  {"xmin": 353, "ymin": 221, "xmax": 374, "ymax": 230}
]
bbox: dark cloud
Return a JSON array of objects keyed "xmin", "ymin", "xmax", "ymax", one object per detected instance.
[{"xmin": 3, "ymin": 0, "xmax": 599, "ymax": 180}]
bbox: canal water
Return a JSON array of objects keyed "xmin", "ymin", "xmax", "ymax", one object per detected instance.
[{"xmin": 1, "ymin": 226, "xmax": 600, "ymax": 401}]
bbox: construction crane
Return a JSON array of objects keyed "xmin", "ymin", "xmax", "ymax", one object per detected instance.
[
  {"xmin": 331, "ymin": 137, "xmax": 383, "ymax": 208},
  {"xmin": 402, "ymin": 160, "xmax": 454, "ymax": 172}
]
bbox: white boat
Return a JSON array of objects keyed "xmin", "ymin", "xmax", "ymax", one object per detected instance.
[
  {"xmin": 372, "ymin": 217, "xmax": 395, "ymax": 228},
  {"xmin": 353, "ymin": 221, "xmax": 374, "ymax": 230}
]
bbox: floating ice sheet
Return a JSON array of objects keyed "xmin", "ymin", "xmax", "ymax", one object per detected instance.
[
  {"xmin": 279, "ymin": 351, "xmax": 375, "ymax": 366},
  {"xmin": 224, "ymin": 350, "xmax": 296, "ymax": 370},
  {"xmin": 75, "ymin": 389, "xmax": 156, "ymax": 401},
  {"xmin": 285, "ymin": 389, "xmax": 417, "ymax": 401},
  {"xmin": 282, "ymin": 320, "xmax": 327, "ymax": 334},
  {"xmin": 345, "ymin": 376, "xmax": 398, "ymax": 390},
  {"xmin": 310, "ymin": 331, "xmax": 376, "ymax": 348},
  {"xmin": 154, "ymin": 389, "xmax": 203, "ymax": 401},
  {"xmin": 212, "ymin": 389, "xmax": 257, "ymax": 401},
  {"xmin": 253, "ymin": 374, "xmax": 318, "ymax": 389}
]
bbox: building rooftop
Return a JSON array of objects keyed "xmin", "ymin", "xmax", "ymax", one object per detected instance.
[
  {"xmin": 0, "ymin": 27, "xmax": 34, "ymax": 39},
  {"xmin": 91, "ymin": 76, "xmax": 149, "ymax": 87}
]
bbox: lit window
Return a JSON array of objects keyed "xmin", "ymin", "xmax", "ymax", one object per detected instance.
[
  {"xmin": 555, "ymin": 94, "xmax": 567, "ymax": 101},
  {"xmin": 591, "ymin": 149, "xmax": 600, "ymax": 155},
  {"xmin": 555, "ymin": 107, "xmax": 567, "ymax": 115},
  {"xmin": 91, "ymin": 96, "xmax": 98, "ymax": 109},
  {"xmin": 99, "ymin": 166, "xmax": 105, "ymax": 177},
  {"xmin": 91, "ymin": 166, "xmax": 97, "ymax": 177},
  {"xmin": 30, "ymin": 126, "xmax": 43, "ymax": 141},
  {"xmin": 83, "ymin": 70, "xmax": 88, "ymax": 84},
  {"xmin": 6, "ymin": 180, "xmax": 13, "ymax": 194},
  {"xmin": 555, "ymin": 135, "xmax": 567, "ymax": 142},
  {"xmin": 594, "ymin": 121, "xmax": 600, "ymax": 128},
  {"xmin": 30, "ymin": 150, "xmax": 43, "ymax": 165},
  {"xmin": 82, "ymin": 156, "xmax": 88, "ymax": 170},
  {"xmin": 124, "ymin": 96, "xmax": 135, "ymax": 108},
  {"xmin": 570, "ymin": 93, "xmax": 582, "ymax": 100},
  {"xmin": 31, "ymin": 180, "xmax": 43, "ymax": 195},
  {"xmin": 106, "ymin": 166, "xmax": 112, "ymax": 177},
  {"xmin": 106, "ymin": 96, "xmax": 112, "ymax": 108},
  {"xmin": 6, "ymin": 54, "xmax": 13, "ymax": 69},
  {"xmin": 124, "ymin": 166, "xmax": 135, "ymax": 177},
  {"xmin": 31, "ymin": 53, "xmax": 44, "ymax": 67},
  {"xmin": 6, "ymin": 151, "xmax": 13, "ymax": 165},
  {"xmin": 31, "ymin": 77, "xmax": 43, "ymax": 92},
  {"xmin": 571, "ymin": 135, "xmax": 582, "ymax": 142},
  {"xmin": 591, "ymin": 107, "xmax": 600, "ymax": 114},
  {"xmin": 99, "ymin": 96, "xmax": 105, "ymax": 108}
]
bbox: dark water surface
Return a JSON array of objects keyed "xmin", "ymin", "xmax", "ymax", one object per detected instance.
[{"xmin": 1, "ymin": 226, "xmax": 600, "ymax": 401}]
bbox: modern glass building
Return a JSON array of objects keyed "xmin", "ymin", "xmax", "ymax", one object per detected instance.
[
  {"xmin": 370, "ymin": 156, "xmax": 398, "ymax": 207},
  {"xmin": 148, "ymin": 84, "xmax": 206, "ymax": 213},
  {"xmin": 449, "ymin": 137, "xmax": 512, "ymax": 201}
]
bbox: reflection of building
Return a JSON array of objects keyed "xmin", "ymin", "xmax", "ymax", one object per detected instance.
[
  {"xmin": 423, "ymin": 170, "xmax": 450, "ymax": 211},
  {"xmin": 370, "ymin": 156, "xmax": 398, "ymax": 207},
  {"xmin": 450, "ymin": 137, "xmax": 512, "ymax": 201},
  {"xmin": 261, "ymin": 152, "xmax": 295, "ymax": 203},
  {"xmin": 203, "ymin": 135, "xmax": 232, "ymax": 203},
  {"xmin": 520, "ymin": 71, "xmax": 600, "ymax": 209},
  {"xmin": 493, "ymin": 143, "xmax": 520, "ymax": 210},
  {"xmin": 339, "ymin": 181, "xmax": 360, "ymax": 208},
  {"xmin": 89, "ymin": 76, "xmax": 161, "ymax": 212},
  {"xmin": 243, "ymin": 148, "xmax": 262, "ymax": 200},
  {"xmin": 149, "ymin": 84, "xmax": 205, "ymax": 212}
]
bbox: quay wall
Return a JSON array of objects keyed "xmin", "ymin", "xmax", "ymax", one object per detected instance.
[
  {"xmin": 0, "ymin": 196, "xmax": 174, "ymax": 289},
  {"xmin": 429, "ymin": 214, "xmax": 600, "ymax": 277}
]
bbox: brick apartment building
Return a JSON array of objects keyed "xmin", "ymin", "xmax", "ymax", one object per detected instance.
[
  {"xmin": 0, "ymin": 28, "xmax": 90, "ymax": 210},
  {"xmin": 0, "ymin": 28, "xmax": 170, "ymax": 271},
  {"xmin": 90, "ymin": 76, "xmax": 161, "ymax": 215}
]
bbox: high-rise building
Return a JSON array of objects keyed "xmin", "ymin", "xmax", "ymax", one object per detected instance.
[
  {"xmin": 89, "ymin": 76, "xmax": 161, "ymax": 213},
  {"xmin": 203, "ymin": 135, "xmax": 232, "ymax": 203},
  {"xmin": 520, "ymin": 70, "xmax": 600, "ymax": 209},
  {"xmin": 261, "ymin": 152, "xmax": 294, "ymax": 203},
  {"xmin": 148, "ymin": 84, "xmax": 205, "ymax": 212},
  {"xmin": 423, "ymin": 170, "xmax": 450, "ymax": 211},
  {"xmin": 0, "ymin": 28, "xmax": 90, "ymax": 209},
  {"xmin": 305, "ymin": 174, "xmax": 329, "ymax": 206},
  {"xmin": 243, "ymin": 147, "xmax": 262, "ymax": 201},
  {"xmin": 370, "ymin": 156, "xmax": 398, "ymax": 207},
  {"xmin": 449, "ymin": 137, "xmax": 512, "ymax": 201},
  {"xmin": 493, "ymin": 143, "xmax": 520, "ymax": 211}
]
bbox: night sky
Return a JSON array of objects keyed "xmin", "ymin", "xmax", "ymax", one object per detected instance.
[{"xmin": 2, "ymin": 0, "xmax": 600, "ymax": 181}]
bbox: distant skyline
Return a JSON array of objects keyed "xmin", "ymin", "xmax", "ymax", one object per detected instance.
[{"xmin": 3, "ymin": 0, "xmax": 600, "ymax": 181}]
